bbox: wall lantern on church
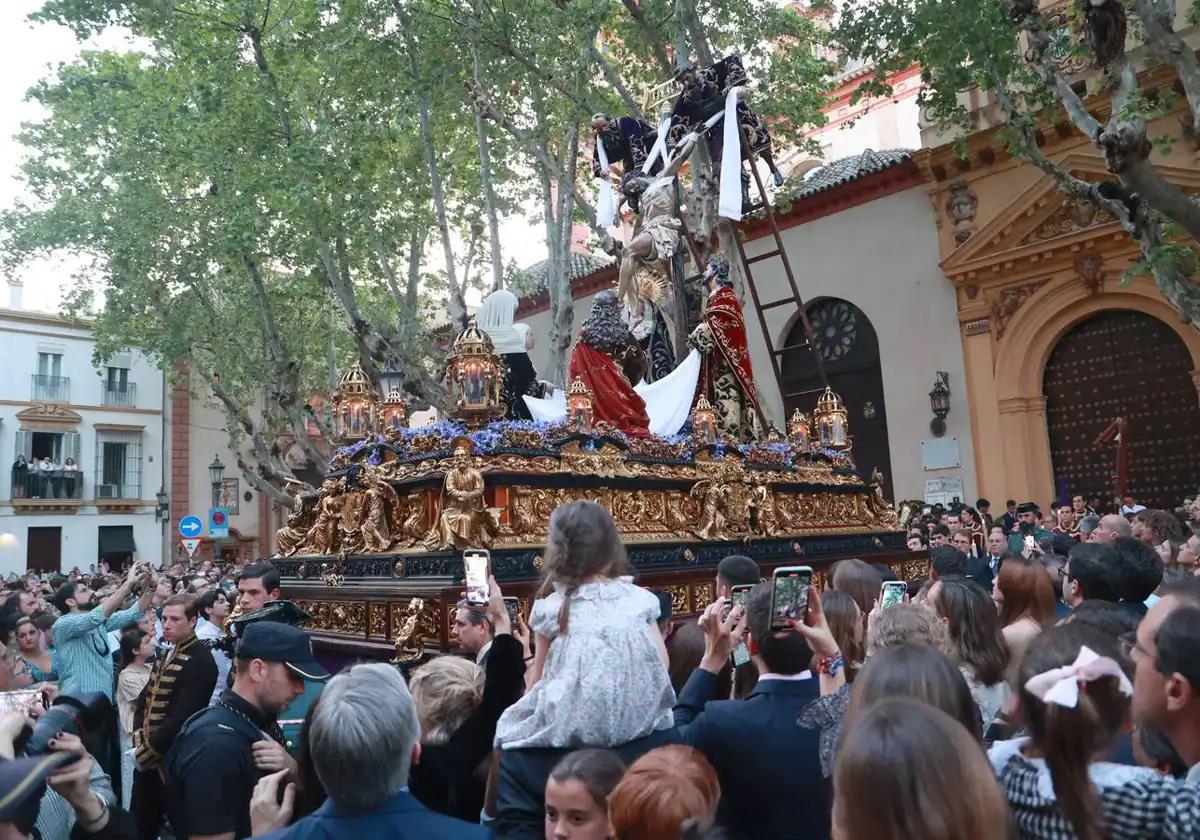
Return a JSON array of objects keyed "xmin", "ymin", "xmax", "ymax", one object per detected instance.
[
  {"xmin": 447, "ymin": 317, "xmax": 506, "ymax": 429},
  {"xmin": 813, "ymin": 387, "xmax": 850, "ymax": 450},
  {"xmin": 566, "ymin": 378, "xmax": 594, "ymax": 435},
  {"xmin": 692, "ymin": 395, "xmax": 719, "ymax": 444},
  {"xmin": 788, "ymin": 408, "xmax": 811, "ymax": 452},
  {"xmin": 929, "ymin": 371, "xmax": 951, "ymax": 437},
  {"xmin": 332, "ymin": 362, "xmax": 379, "ymax": 443}
]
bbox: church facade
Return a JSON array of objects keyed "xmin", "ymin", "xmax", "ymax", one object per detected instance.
[{"xmin": 918, "ymin": 79, "xmax": 1200, "ymax": 511}]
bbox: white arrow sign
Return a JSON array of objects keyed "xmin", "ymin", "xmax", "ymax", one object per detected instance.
[{"xmin": 180, "ymin": 538, "xmax": 201, "ymax": 558}]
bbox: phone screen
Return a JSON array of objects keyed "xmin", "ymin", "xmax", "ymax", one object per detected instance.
[
  {"xmin": 728, "ymin": 584, "xmax": 753, "ymax": 667},
  {"xmin": 503, "ymin": 596, "xmax": 519, "ymax": 626},
  {"xmin": 0, "ymin": 690, "xmax": 42, "ymax": 716},
  {"xmin": 880, "ymin": 581, "xmax": 907, "ymax": 611},
  {"xmin": 463, "ymin": 550, "xmax": 490, "ymax": 606},
  {"xmin": 771, "ymin": 567, "xmax": 812, "ymax": 631}
]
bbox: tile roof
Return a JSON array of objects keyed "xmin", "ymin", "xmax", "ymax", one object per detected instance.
[
  {"xmin": 520, "ymin": 252, "xmax": 615, "ymax": 290},
  {"xmin": 792, "ymin": 148, "xmax": 913, "ymax": 199}
]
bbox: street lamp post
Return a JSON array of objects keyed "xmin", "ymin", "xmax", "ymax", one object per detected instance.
[
  {"xmin": 209, "ymin": 456, "xmax": 225, "ymax": 508},
  {"xmin": 154, "ymin": 488, "xmax": 170, "ymax": 524}
]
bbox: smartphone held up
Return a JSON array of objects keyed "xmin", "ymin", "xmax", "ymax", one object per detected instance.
[
  {"xmin": 463, "ymin": 549, "xmax": 490, "ymax": 606},
  {"xmin": 879, "ymin": 580, "xmax": 907, "ymax": 611},
  {"xmin": 770, "ymin": 566, "xmax": 812, "ymax": 632}
]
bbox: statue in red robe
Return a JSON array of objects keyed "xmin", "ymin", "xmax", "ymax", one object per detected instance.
[
  {"xmin": 569, "ymin": 291, "xmax": 651, "ymax": 437},
  {"xmin": 689, "ymin": 255, "xmax": 763, "ymax": 442}
]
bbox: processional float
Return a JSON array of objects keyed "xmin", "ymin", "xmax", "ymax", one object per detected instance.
[{"xmin": 272, "ymin": 57, "xmax": 916, "ymax": 666}]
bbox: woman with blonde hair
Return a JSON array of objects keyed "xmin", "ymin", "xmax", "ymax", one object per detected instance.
[{"xmin": 408, "ymin": 577, "xmax": 526, "ymax": 821}]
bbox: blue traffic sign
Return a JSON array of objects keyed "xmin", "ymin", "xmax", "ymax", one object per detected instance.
[
  {"xmin": 209, "ymin": 507, "xmax": 230, "ymax": 540},
  {"xmin": 179, "ymin": 515, "xmax": 203, "ymax": 539}
]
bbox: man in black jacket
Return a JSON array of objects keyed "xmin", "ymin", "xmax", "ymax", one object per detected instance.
[
  {"xmin": 132, "ymin": 593, "xmax": 217, "ymax": 839},
  {"xmin": 673, "ymin": 582, "xmax": 831, "ymax": 840},
  {"xmin": 165, "ymin": 622, "xmax": 327, "ymax": 840}
]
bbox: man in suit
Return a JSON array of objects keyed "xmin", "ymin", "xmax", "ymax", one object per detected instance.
[
  {"xmin": 673, "ymin": 582, "xmax": 831, "ymax": 840},
  {"xmin": 255, "ymin": 662, "xmax": 487, "ymax": 840},
  {"xmin": 968, "ymin": 528, "xmax": 1008, "ymax": 591}
]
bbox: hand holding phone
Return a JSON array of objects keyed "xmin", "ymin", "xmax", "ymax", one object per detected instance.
[
  {"xmin": 502, "ymin": 597, "xmax": 520, "ymax": 627},
  {"xmin": 879, "ymin": 581, "xmax": 907, "ymax": 612},
  {"xmin": 770, "ymin": 566, "xmax": 812, "ymax": 632},
  {"xmin": 699, "ymin": 598, "xmax": 748, "ymax": 670},
  {"xmin": 785, "ymin": 587, "xmax": 841, "ymax": 659},
  {"xmin": 463, "ymin": 550, "xmax": 490, "ymax": 606}
]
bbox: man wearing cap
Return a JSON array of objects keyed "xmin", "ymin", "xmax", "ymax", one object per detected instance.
[
  {"xmin": 164, "ymin": 622, "xmax": 329, "ymax": 840},
  {"xmin": 1007, "ymin": 502, "xmax": 1054, "ymax": 556},
  {"xmin": 0, "ymin": 716, "xmax": 131, "ymax": 839}
]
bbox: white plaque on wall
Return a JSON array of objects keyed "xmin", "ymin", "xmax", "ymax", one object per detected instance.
[
  {"xmin": 924, "ymin": 477, "xmax": 965, "ymax": 507},
  {"xmin": 920, "ymin": 436, "xmax": 961, "ymax": 470}
]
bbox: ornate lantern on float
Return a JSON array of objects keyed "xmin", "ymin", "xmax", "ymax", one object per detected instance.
[
  {"xmin": 566, "ymin": 378, "xmax": 594, "ymax": 435},
  {"xmin": 380, "ymin": 384, "xmax": 408, "ymax": 432},
  {"xmin": 788, "ymin": 408, "xmax": 811, "ymax": 452},
  {"xmin": 332, "ymin": 362, "xmax": 379, "ymax": 443},
  {"xmin": 447, "ymin": 317, "xmax": 506, "ymax": 429},
  {"xmin": 813, "ymin": 387, "xmax": 850, "ymax": 450},
  {"xmin": 692, "ymin": 395, "xmax": 719, "ymax": 445}
]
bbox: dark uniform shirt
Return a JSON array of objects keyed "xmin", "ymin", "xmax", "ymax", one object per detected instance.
[{"xmin": 165, "ymin": 689, "xmax": 283, "ymax": 839}]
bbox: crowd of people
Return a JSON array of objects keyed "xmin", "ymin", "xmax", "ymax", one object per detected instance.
[{"xmin": 1, "ymin": 491, "xmax": 1200, "ymax": 838}]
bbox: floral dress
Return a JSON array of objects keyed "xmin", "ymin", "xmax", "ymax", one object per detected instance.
[{"xmin": 494, "ymin": 577, "xmax": 675, "ymax": 750}]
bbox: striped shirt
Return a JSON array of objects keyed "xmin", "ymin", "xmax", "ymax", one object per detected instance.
[
  {"xmin": 54, "ymin": 604, "xmax": 144, "ymax": 699},
  {"xmin": 33, "ymin": 753, "xmax": 117, "ymax": 840}
]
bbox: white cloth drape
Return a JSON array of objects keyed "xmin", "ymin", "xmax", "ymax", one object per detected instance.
[
  {"xmin": 596, "ymin": 139, "xmax": 616, "ymax": 228},
  {"xmin": 642, "ymin": 114, "xmax": 675, "ymax": 174},
  {"xmin": 522, "ymin": 349, "xmax": 701, "ymax": 437},
  {"xmin": 476, "ymin": 290, "xmax": 526, "ymax": 355},
  {"xmin": 718, "ymin": 86, "xmax": 743, "ymax": 221}
]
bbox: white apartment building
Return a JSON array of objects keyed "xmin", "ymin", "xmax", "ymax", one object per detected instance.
[{"xmin": 0, "ymin": 297, "xmax": 169, "ymax": 576}]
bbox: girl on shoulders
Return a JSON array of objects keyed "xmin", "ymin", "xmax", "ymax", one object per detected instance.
[{"xmin": 495, "ymin": 500, "xmax": 674, "ymax": 750}]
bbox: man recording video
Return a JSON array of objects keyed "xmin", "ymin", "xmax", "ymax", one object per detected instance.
[{"xmin": 50, "ymin": 562, "xmax": 155, "ymax": 790}]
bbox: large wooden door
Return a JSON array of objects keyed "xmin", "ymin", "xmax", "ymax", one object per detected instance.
[
  {"xmin": 26, "ymin": 527, "xmax": 61, "ymax": 574},
  {"xmin": 1043, "ymin": 310, "xmax": 1200, "ymax": 510},
  {"xmin": 782, "ymin": 298, "xmax": 893, "ymax": 500}
]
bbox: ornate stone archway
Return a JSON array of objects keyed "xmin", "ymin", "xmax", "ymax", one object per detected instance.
[{"xmin": 992, "ymin": 277, "xmax": 1200, "ymax": 504}]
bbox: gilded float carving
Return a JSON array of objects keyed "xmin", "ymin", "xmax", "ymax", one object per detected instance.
[{"xmin": 277, "ymin": 428, "xmax": 899, "ymax": 559}]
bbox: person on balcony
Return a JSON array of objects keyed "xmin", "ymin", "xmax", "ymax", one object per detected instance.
[
  {"xmin": 11, "ymin": 455, "xmax": 28, "ymax": 499},
  {"xmin": 62, "ymin": 457, "xmax": 78, "ymax": 498},
  {"xmin": 36, "ymin": 456, "xmax": 55, "ymax": 498}
]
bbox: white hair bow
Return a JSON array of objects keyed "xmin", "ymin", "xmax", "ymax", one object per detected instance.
[{"xmin": 1023, "ymin": 645, "xmax": 1133, "ymax": 709}]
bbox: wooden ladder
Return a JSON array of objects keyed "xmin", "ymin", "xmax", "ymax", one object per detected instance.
[{"xmin": 730, "ymin": 150, "xmax": 830, "ymax": 415}]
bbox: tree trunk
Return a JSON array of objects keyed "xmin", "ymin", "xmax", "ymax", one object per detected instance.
[
  {"xmin": 396, "ymin": 10, "xmax": 463, "ymax": 327},
  {"xmin": 470, "ymin": 0, "xmax": 504, "ymax": 291}
]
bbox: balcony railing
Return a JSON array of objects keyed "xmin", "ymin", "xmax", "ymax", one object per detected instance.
[
  {"xmin": 102, "ymin": 382, "xmax": 136, "ymax": 407},
  {"xmin": 10, "ymin": 468, "xmax": 83, "ymax": 500},
  {"xmin": 31, "ymin": 375, "xmax": 70, "ymax": 403}
]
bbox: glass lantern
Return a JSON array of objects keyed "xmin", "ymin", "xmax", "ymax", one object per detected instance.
[
  {"xmin": 788, "ymin": 408, "xmax": 811, "ymax": 451},
  {"xmin": 813, "ymin": 387, "xmax": 850, "ymax": 450},
  {"xmin": 692, "ymin": 395, "xmax": 719, "ymax": 445},
  {"xmin": 380, "ymin": 385, "xmax": 408, "ymax": 432},
  {"xmin": 332, "ymin": 362, "xmax": 379, "ymax": 443},
  {"xmin": 566, "ymin": 378, "xmax": 594, "ymax": 435},
  {"xmin": 447, "ymin": 317, "xmax": 506, "ymax": 429}
]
